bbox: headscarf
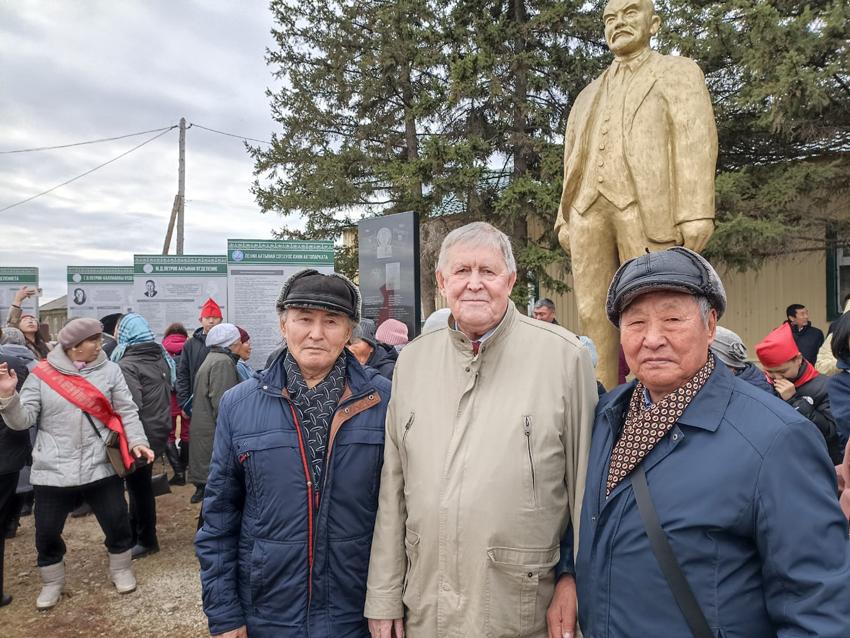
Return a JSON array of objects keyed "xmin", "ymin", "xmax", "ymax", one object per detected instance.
[{"xmin": 111, "ymin": 313, "xmax": 176, "ymax": 384}]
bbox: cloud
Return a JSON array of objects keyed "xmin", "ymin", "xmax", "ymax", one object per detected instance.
[{"xmin": 0, "ymin": 0, "xmax": 289, "ymax": 302}]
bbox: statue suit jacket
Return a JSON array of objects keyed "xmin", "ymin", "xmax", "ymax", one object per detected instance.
[{"xmin": 556, "ymin": 51, "xmax": 717, "ymax": 244}]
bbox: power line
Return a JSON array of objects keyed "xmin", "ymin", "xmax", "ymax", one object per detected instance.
[
  {"xmin": 0, "ymin": 126, "xmax": 177, "ymax": 214},
  {"xmin": 0, "ymin": 125, "xmax": 176, "ymax": 155},
  {"xmin": 190, "ymin": 122, "xmax": 271, "ymax": 145}
]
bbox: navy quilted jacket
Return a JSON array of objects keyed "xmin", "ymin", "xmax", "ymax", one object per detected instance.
[{"xmin": 196, "ymin": 349, "xmax": 390, "ymax": 637}]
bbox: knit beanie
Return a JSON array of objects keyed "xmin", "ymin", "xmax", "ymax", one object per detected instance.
[
  {"xmin": 376, "ymin": 318, "xmax": 409, "ymax": 346},
  {"xmin": 58, "ymin": 318, "xmax": 103, "ymax": 349},
  {"xmin": 206, "ymin": 323, "xmax": 241, "ymax": 348},
  {"xmin": 200, "ymin": 298, "xmax": 223, "ymax": 319},
  {"xmin": 711, "ymin": 326, "xmax": 748, "ymax": 370},
  {"xmin": 755, "ymin": 323, "xmax": 800, "ymax": 368},
  {"xmin": 0, "ymin": 327, "xmax": 26, "ymax": 346}
]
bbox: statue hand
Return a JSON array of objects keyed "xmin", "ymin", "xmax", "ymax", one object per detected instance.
[
  {"xmin": 679, "ymin": 219, "xmax": 714, "ymax": 254},
  {"xmin": 557, "ymin": 224, "xmax": 571, "ymax": 255}
]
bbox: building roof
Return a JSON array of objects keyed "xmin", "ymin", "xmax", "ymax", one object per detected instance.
[{"xmin": 40, "ymin": 295, "xmax": 67, "ymax": 312}]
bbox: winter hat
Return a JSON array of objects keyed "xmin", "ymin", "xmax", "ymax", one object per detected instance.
[
  {"xmin": 206, "ymin": 323, "xmax": 241, "ymax": 349},
  {"xmin": 276, "ymin": 269, "xmax": 361, "ymax": 322},
  {"xmin": 755, "ymin": 323, "xmax": 800, "ymax": 368},
  {"xmin": 237, "ymin": 326, "xmax": 250, "ymax": 343},
  {"xmin": 376, "ymin": 319, "xmax": 409, "ymax": 346},
  {"xmin": 58, "ymin": 318, "xmax": 103, "ymax": 349},
  {"xmin": 351, "ymin": 318, "xmax": 377, "ymax": 346},
  {"xmin": 111, "ymin": 313, "xmax": 176, "ymax": 383},
  {"xmin": 711, "ymin": 326, "xmax": 748, "ymax": 370},
  {"xmin": 100, "ymin": 313, "xmax": 124, "ymax": 336},
  {"xmin": 606, "ymin": 246, "xmax": 726, "ymax": 327},
  {"xmin": 422, "ymin": 308, "xmax": 451, "ymax": 335},
  {"xmin": 200, "ymin": 298, "xmax": 223, "ymax": 319},
  {"xmin": 0, "ymin": 326, "xmax": 26, "ymax": 346}
]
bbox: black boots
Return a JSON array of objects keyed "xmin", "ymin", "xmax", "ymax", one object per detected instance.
[
  {"xmin": 166, "ymin": 441, "xmax": 187, "ymax": 486},
  {"xmin": 190, "ymin": 484, "xmax": 205, "ymax": 504}
]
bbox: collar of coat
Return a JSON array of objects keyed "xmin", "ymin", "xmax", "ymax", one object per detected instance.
[
  {"xmin": 600, "ymin": 354, "xmax": 734, "ymax": 435},
  {"xmin": 446, "ymin": 302, "xmax": 518, "ymax": 358},
  {"xmin": 47, "ymin": 347, "xmax": 108, "ymax": 376},
  {"xmin": 257, "ymin": 347, "xmax": 379, "ymax": 398}
]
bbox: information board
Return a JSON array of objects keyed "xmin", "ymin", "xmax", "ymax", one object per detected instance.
[
  {"xmin": 0, "ymin": 267, "xmax": 39, "ymax": 321},
  {"xmin": 133, "ymin": 255, "xmax": 228, "ymax": 337},
  {"xmin": 227, "ymin": 239, "xmax": 334, "ymax": 369},
  {"xmin": 67, "ymin": 266, "xmax": 133, "ymax": 320}
]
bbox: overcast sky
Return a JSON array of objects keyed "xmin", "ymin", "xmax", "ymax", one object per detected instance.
[{"xmin": 0, "ymin": 1, "xmax": 287, "ymax": 302}]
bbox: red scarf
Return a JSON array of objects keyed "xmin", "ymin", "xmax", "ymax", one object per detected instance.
[
  {"xmin": 32, "ymin": 361, "xmax": 134, "ymax": 471},
  {"xmin": 792, "ymin": 360, "xmax": 819, "ymax": 388}
]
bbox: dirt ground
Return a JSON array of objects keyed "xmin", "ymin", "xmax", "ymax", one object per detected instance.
[{"xmin": 2, "ymin": 462, "xmax": 209, "ymax": 638}]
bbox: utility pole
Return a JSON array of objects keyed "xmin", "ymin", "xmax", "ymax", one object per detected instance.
[{"xmin": 176, "ymin": 117, "xmax": 186, "ymax": 255}]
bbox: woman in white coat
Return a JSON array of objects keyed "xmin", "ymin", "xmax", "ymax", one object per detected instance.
[{"xmin": 0, "ymin": 318, "xmax": 153, "ymax": 609}]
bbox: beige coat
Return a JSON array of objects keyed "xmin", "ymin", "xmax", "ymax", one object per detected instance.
[{"xmin": 365, "ymin": 304, "xmax": 597, "ymax": 637}]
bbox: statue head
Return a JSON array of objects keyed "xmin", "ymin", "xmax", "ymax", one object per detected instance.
[{"xmin": 603, "ymin": 0, "xmax": 660, "ymax": 58}]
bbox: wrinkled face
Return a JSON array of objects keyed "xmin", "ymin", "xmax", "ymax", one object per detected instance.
[
  {"xmin": 790, "ymin": 307, "xmax": 809, "ymax": 328},
  {"xmin": 436, "ymin": 244, "xmax": 517, "ymax": 339},
  {"xmin": 238, "ymin": 339, "xmax": 252, "ymax": 361},
  {"xmin": 281, "ymin": 307, "xmax": 352, "ymax": 377},
  {"xmin": 603, "ymin": 0, "xmax": 659, "ymax": 57},
  {"xmin": 19, "ymin": 315, "xmax": 39, "ymax": 336},
  {"xmin": 200, "ymin": 315, "xmax": 222, "ymax": 333},
  {"xmin": 68, "ymin": 334, "xmax": 102, "ymax": 363},
  {"xmin": 763, "ymin": 354, "xmax": 802, "ymax": 382},
  {"xmin": 533, "ymin": 306, "xmax": 556, "ymax": 323},
  {"xmin": 620, "ymin": 291, "xmax": 716, "ymax": 400}
]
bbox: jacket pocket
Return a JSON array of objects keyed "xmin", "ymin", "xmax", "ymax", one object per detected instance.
[
  {"xmin": 249, "ymin": 538, "xmax": 308, "ymax": 624},
  {"xmin": 31, "ymin": 431, "xmax": 58, "ymax": 472},
  {"xmin": 522, "ymin": 416, "xmax": 538, "ymax": 508},
  {"xmin": 485, "ymin": 545, "xmax": 560, "ymax": 638},
  {"xmin": 402, "ymin": 527, "xmax": 421, "ymax": 613}
]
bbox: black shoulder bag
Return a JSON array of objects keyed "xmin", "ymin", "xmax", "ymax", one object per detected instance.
[{"xmin": 631, "ymin": 465, "xmax": 714, "ymax": 638}]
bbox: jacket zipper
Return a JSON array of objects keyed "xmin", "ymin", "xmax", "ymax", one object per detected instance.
[
  {"xmin": 287, "ymin": 403, "xmax": 315, "ymax": 601},
  {"xmin": 524, "ymin": 416, "xmax": 537, "ymax": 507}
]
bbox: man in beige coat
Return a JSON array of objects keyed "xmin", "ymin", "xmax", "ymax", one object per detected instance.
[
  {"xmin": 555, "ymin": 0, "xmax": 718, "ymax": 390},
  {"xmin": 365, "ymin": 222, "xmax": 597, "ymax": 638}
]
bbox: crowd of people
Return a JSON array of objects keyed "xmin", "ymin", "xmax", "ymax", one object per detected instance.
[{"xmin": 0, "ymin": 223, "xmax": 849, "ymax": 637}]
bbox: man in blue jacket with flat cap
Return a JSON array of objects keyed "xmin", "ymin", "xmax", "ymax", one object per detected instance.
[
  {"xmin": 575, "ymin": 247, "xmax": 850, "ymax": 637},
  {"xmin": 196, "ymin": 270, "xmax": 391, "ymax": 638}
]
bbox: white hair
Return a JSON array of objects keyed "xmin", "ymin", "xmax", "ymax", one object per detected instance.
[{"xmin": 436, "ymin": 222, "xmax": 516, "ymax": 275}]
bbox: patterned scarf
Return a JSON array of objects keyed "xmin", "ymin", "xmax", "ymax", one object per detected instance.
[
  {"xmin": 284, "ymin": 351, "xmax": 347, "ymax": 488},
  {"xmin": 607, "ymin": 355, "xmax": 715, "ymax": 496},
  {"xmin": 110, "ymin": 313, "xmax": 176, "ymax": 384}
]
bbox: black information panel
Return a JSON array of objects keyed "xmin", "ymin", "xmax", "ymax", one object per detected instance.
[{"xmin": 358, "ymin": 211, "xmax": 421, "ymax": 339}]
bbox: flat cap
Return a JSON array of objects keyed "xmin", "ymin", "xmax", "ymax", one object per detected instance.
[
  {"xmin": 606, "ymin": 247, "xmax": 726, "ymax": 326},
  {"xmin": 276, "ymin": 269, "xmax": 361, "ymax": 322}
]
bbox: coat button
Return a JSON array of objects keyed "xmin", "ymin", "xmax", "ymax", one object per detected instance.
[
  {"xmin": 344, "ymin": 408, "xmax": 350, "ymax": 413},
  {"xmin": 368, "ymin": 394, "xmax": 374, "ymax": 400},
  {"xmin": 672, "ymin": 433, "xmax": 678, "ymax": 441}
]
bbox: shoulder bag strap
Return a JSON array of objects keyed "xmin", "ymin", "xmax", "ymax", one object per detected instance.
[{"xmin": 631, "ymin": 465, "xmax": 714, "ymax": 638}]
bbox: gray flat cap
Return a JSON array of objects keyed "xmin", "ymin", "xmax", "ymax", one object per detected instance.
[{"xmin": 606, "ymin": 247, "xmax": 726, "ymax": 326}]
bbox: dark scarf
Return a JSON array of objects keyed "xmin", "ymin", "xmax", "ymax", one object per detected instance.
[
  {"xmin": 607, "ymin": 356, "xmax": 715, "ymax": 495},
  {"xmin": 284, "ymin": 351, "xmax": 346, "ymax": 488}
]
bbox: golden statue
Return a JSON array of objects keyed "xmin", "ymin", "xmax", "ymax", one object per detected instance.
[{"xmin": 555, "ymin": 0, "xmax": 718, "ymax": 389}]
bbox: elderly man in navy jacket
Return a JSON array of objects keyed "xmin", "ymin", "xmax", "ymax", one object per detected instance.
[
  {"xmin": 575, "ymin": 247, "xmax": 850, "ymax": 638},
  {"xmin": 196, "ymin": 270, "xmax": 391, "ymax": 638}
]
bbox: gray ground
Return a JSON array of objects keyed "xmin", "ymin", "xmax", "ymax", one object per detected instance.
[{"xmin": 2, "ymin": 466, "xmax": 208, "ymax": 638}]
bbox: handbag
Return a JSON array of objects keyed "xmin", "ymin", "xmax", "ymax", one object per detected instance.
[
  {"xmin": 85, "ymin": 413, "xmax": 133, "ymax": 478},
  {"xmin": 631, "ymin": 464, "xmax": 713, "ymax": 638},
  {"xmin": 151, "ymin": 471, "xmax": 171, "ymax": 497}
]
